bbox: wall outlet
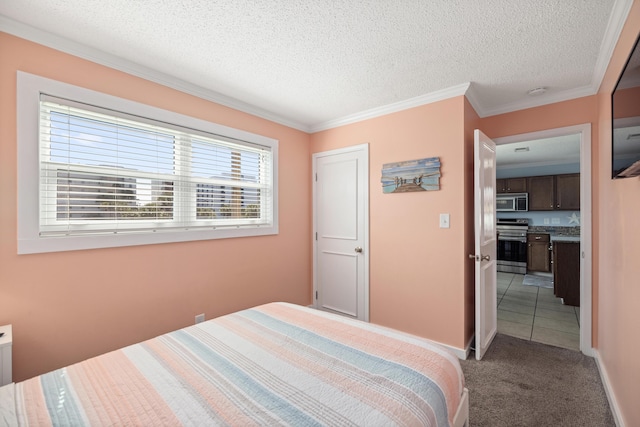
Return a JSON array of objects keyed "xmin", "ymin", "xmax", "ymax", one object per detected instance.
[
  {"xmin": 195, "ymin": 313, "xmax": 205, "ymax": 324},
  {"xmin": 544, "ymin": 218, "xmax": 550, "ymax": 225}
]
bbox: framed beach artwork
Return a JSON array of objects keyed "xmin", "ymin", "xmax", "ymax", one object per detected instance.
[{"xmin": 381, "ymin": 157, "xmax": 441, "ymax": 193}]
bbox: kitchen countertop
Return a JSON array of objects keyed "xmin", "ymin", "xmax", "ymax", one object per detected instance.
[
  {"xmin": 550, "ymin": 235, "xmax": 580, "ymax": 242},
  {"xmin": 527, "ymin": 226, "xmax": 580, "ymax": 242}
]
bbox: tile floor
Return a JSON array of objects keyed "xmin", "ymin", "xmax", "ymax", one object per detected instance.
[{"xmin": 497, "ymin": 272, "xmax": 580, "ymax": 351}]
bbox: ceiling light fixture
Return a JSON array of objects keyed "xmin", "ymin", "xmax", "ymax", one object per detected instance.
[
  {"xmin": 514, "ymin": 147, "xmax": 530, "ymax": 153},
  {"xmin": 527, "ymin": 87, "xmax": 547, "ymax": 96}
]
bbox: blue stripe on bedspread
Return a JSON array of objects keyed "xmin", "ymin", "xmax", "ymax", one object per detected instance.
[
  {"xmin": 173, "ymin": 329, "xmax": 323, "ymax": 427},
  {"xmin": 239, "ymin": 309, "xmax": 450, "ymax": 427},
  {"xmin": 40, "ymin": 369, "xmax": 85, "ymax": 426}
]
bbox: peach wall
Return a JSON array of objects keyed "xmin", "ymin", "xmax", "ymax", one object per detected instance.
[
  {"xmin": 480, "ymin": 96, "xmax": 598, "ymax": 140},
  {"xmin": 595, "ymin": 1, "xmax": 640, "ymax": 425},
  {"xmin": 310, "ymin": 97, "xmax": 469, "ymax": 349},
  {"xmin": 0, "ymin": 33, "xmax": 312, "ymax": 381}
]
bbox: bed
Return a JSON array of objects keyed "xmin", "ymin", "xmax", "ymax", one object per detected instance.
[{"xmin": 0, "ymin": 302, "xmax": 468, "ymax": 426}]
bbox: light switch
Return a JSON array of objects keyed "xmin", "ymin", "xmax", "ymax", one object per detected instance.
[
  {"xmin": 552, "ymin": 218, "xmax": 561, "ymax": 225},
  {"xmin": 439, "ymin": 213, "xmax": 450, "ymax": 229}
]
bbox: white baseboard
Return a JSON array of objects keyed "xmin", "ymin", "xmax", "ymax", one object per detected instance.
[
  {"xmin": 429, "ymin": 337, "xmax": 469, "ymax": 360},
  {"xmin": 462, "ymin": 335, "xmax": 473, "ymax": 359},
  {"xmin": 594, "ymin": 349, "xmax": 625, "ymax": 427}
]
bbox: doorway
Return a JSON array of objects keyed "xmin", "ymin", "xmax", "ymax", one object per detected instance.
[{"xmin": 494, "ymin": 124, "xmax": 592, "ymax": 355}]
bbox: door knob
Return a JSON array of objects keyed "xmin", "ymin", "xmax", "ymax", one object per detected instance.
[
  {"xmin": 469, "ymin": 254, "xmax": 490, "ymax": 261},
  {"xmin": 355, "ymin": 247, "xmax": 363, "ymax": 253}
]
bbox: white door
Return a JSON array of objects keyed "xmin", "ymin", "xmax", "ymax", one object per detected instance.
[
  {"xmin": 473, "ymin": 130, "xmax": 498, "ymax": 360},
  {"xmin": 313, "ymin": 144, "xmax": 369, "ymax": 321}
]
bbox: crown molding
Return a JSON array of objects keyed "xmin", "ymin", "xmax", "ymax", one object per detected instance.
[
  {"xmin": 592, "ymin": 0, "xmax": 635, "ymax": 93},
  {"xmin": 0, "ymin": 15, "xmax": 311, "ymax": 133},
  {"xmin": 463, "ymin": 82, "xmax": 484, "ymax": 117},
  {"xmin": 477, "ymin": 84, "xmax": 597, "ymax": 118},
  {"xmin": 310, "ymin": 82, "xmax": 471, "ymax": 133}
]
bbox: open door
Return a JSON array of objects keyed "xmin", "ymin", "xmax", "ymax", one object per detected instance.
[{"xmin": 473, "ymin": 129, "xmax": 498, "ymax": 360}]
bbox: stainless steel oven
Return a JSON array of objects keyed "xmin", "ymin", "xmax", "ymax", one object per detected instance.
[{"xmin": 496, "ymin": 218, "xmax": 528, "ymax": 274}]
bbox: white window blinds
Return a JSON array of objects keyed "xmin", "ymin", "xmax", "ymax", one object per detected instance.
[{"xmin": 39, "ymin": 95, "xmax": 274, "ymax": 236}]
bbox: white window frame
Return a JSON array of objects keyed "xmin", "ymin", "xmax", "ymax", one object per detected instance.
[{"xmin": 17, "ymin": 71, "xmax": 278, "ymax": 254}]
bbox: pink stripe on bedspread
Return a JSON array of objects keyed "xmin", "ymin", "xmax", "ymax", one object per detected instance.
[
  {"xmin": 18, "ymin": 350, "xmax": 181, "ymax": 426},
  {"xmin": 17, "ymin": 379, "xmax": 51, "ymax": 427},
  {"xmin": 69, "ymin": 351, "xmax": 181, "ymax": 425}
]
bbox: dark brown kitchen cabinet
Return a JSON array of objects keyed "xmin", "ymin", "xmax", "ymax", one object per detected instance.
[
  {"xmin": 496, "ymin": 177, "xmax": 527, "ymax": 193},
  {"xmin": 555, "ymin": 174, "xmax": 580, "ymax": 210},
  {"xmin": 553, "ymin": 242, "xmax": 580, "ymax": 306},
  {"xmin": 527, "ymin": 173, "xmax": 580, "ymax": 211},
  {"xmin": 527, "ymin": 233, "xmax": 551, "ymax": 272},
  {"xmin": 528, "ymin": 175, "xmax": 555, "ymax": 210}
]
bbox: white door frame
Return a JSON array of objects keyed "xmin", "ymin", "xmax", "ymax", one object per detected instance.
[
  {"xmin": 312, "ymin": 143, "xmax": 370, "ymax": 321},
  {"xmin": 494, "ymin": 124, "xmax": 593, "ymax": 356}
]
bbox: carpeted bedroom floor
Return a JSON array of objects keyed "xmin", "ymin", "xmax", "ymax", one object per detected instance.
[{"xmin": 459, "ymin": 334, "xmax": 615, "ymax": 427}]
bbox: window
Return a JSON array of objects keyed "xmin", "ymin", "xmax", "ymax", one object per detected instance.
[{"xmin": 18, "ymin": 72, "xmax": 278, "ymax": 254}]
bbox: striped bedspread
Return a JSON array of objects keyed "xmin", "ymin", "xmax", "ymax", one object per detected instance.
[{"xmin": 2, "ymin": 302, "xmax": 465, "ymax": 426}]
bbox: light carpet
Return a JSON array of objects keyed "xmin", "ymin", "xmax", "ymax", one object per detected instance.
[{"xmin": 460, "ymin": 334, "xmax": 614, "ymax": 426}]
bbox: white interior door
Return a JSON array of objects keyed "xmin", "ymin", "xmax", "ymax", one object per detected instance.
[
  {"xmin": 313, "ymin": 144, "xmax": 369, "ymax": 321},
  {"xmin": 473, "ymin": 129, "xmax": 498, "ymax": 360}
]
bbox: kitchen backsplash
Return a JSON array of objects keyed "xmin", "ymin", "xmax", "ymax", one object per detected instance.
[{"xmin": 497, "ymin": 211, "xmax": 581, "ymax": 227}]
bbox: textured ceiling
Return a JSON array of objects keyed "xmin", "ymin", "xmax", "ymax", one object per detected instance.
[{"xmin": 0, "ymin": 0, "xmax": 630, "ymax": 132}]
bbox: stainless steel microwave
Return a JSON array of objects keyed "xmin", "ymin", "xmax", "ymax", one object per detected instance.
[{"xmin": 496, "ymin": 193, "xmax": 528, "ymax": 212}]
